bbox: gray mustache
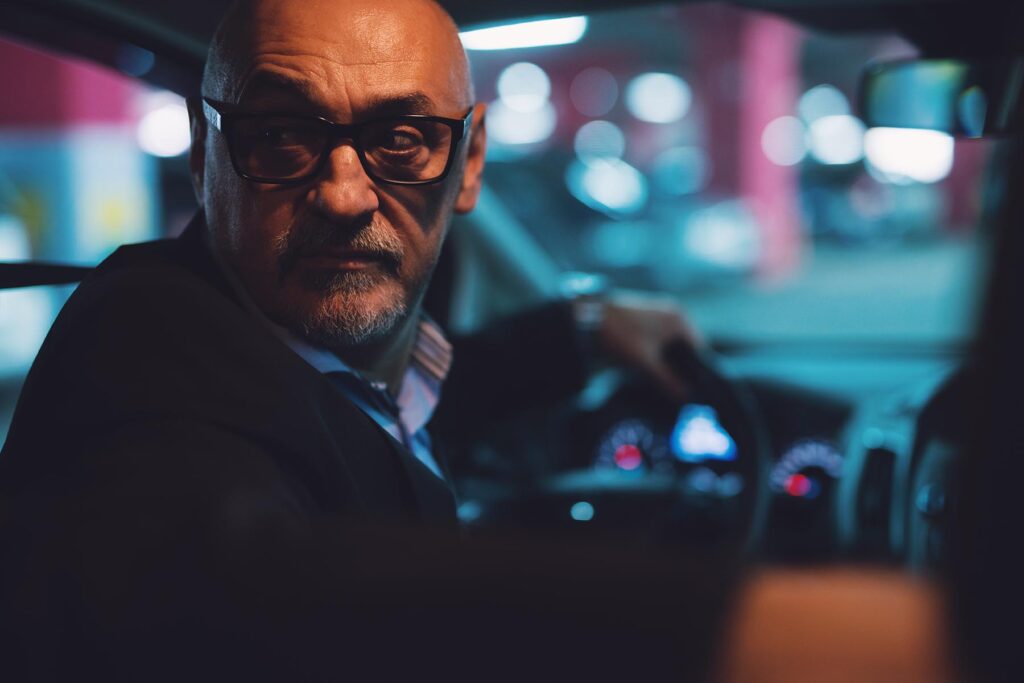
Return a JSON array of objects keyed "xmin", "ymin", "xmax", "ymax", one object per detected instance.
[{"xmin": 277, "ymin": 218, "xmax": 404, "ymax": 279}]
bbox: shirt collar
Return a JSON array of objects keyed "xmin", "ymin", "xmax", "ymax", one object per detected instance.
[{"xmin": 269, "ymin": 315, "xmax": 453, "ymax": 388}]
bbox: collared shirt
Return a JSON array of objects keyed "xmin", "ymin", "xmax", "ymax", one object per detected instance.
[
  {"xmin": 205, "ymin": 235, "xmax": 453, "ymax": 481},
  {"xmin": 270, "ymin": 319, "xmax": 452, "ymax": 481}
]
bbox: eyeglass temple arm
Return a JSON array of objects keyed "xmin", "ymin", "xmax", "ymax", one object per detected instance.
[{"xmin": 201, "ymin": 98, "xmax": 222, "ymax": 132}]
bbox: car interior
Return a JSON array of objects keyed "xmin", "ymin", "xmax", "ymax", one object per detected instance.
[{"xmin": 1, "ymin": 0, "xmax": 1021, "ymax": 679}]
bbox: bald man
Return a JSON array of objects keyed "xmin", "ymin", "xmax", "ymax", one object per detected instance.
[
  {"xmin": 0, "ymin": 1, "xmax": 719, "ymax": 678},
  {"xmin": 2, "ymin": 0, "xmax": 486, "ymax": 532},
  {"xmin": 0, "ymin": 3, "xmax": 484, "ymax": 677}
]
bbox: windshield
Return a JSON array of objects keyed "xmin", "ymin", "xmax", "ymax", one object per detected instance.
[{"xmin": 468, "ymin": 3, "xmax": 1001, "ymax": 346}]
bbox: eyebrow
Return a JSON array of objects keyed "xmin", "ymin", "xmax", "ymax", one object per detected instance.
[{"xmin": 238, "ymin": 72, "xmax": 440, "ymax": 119}]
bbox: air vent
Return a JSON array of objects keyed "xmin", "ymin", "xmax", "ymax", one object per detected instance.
[{"xmin": 855, "ymin": 447, "xmax": 895, "ymax": 559}]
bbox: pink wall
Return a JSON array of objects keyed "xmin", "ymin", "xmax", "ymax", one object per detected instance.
[{"xmin": 0, "ymin": 37, "xmax": 136, "ymax": 128}]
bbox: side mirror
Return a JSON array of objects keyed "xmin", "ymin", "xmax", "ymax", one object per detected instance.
[{"xmin": 861, "ymin": 58, "xmax": 1024, "ymax": 138}]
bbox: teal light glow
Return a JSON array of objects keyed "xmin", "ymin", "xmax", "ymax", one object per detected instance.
[
  {"xmin": 570, "ymin": 501, "xmax": 595, "ymax": 521},
  {"xmin": 671, "ymin": 404, "xmax": 737, "ymax": 463}
]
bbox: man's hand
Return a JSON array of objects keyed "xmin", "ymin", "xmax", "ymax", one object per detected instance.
[{"xmin": 589, "ymin": 292, "xmax": 704, "ymax": 403}]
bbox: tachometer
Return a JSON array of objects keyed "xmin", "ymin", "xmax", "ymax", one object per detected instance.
[
  {"xmin": 593, "ymin": 419, "xmax": 673, "ymax": 474},
  {"xmin": 770, "ymin": 439, "xmax": 844, "ymax": 499}
]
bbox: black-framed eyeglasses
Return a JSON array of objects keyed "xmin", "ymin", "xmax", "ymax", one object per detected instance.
[{"xmin": 200, "ymin": 97, "xmax": 473, "ymax": 186}]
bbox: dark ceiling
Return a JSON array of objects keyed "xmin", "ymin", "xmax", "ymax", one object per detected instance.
[{"xmin": 0, "ymin": 0, "xmax": 1019, "ymax": 96}]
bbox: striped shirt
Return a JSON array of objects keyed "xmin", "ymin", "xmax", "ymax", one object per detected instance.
[{"xmin": 271, "ymin": 318, "xmax": 452, "ymax": 480}]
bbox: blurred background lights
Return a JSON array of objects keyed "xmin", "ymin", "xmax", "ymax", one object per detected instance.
[
  {"xmin": 570, "ymin": 501, "xmax": 595, "ymax": 522},
  {"xmin": 137, "ymin": 92, "xmax": 190, "ymax": 158},
  {"xmin": 682, "ymin": 201, "xmax": 759, "ymax": 269},
  {"xmin": 459, "ymin": 16, "xmax": 588, "ymax": 51},
  {"xmin": 797, "ymin": 84, "xmax": 850, "ymax": 123},
  {"xmin": 761, "ymin": 116, "xmax": 808, "ymax": 167},
  {"xmin": 496, "ymin": 62, "xmax": 551, "ymax": 113},
  {"xmin": 488, "ymin": 99, "xmax": 557, "ymax": 147},
  {"xmin": 566, "ymin": 158, "xmax": 649, "ymax": 215},
  {"xmin": 573, "ymin": 120, "xmax": 626, "ymax": 161},
  {"xmin": 808, "ymin": 114, "xmax": 866, "ymax": 165},
  {"xmin": 570, "ymin": 67, "xmax": 619, "ymax": 117},
  {"xmin": 625, "ymin": 72, "xmax": 692, "ymax": 124},
  {"xmin": 864, "ymin": 127, "xmax": 955, "ymax": 184},
  {"xmin": 590, "ymin": 221, "xmax": 653, "ymax": 267}
]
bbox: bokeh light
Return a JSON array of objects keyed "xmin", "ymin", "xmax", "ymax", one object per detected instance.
[
  {"xmin": 488, "ymin": 99, "xmax": 557, "ymax": 146},
  {"xmin": 808, "ymin": 114, "xmax": 866, "ymax": 165},
  {"xmin": 573, "ymin": 120, "xmax": 626, "ymax": 161},
  {"xmin": 798, "ymin": 84, "xmax": 850, "ymax": 123},
  {"xmin": 864, "ymin": 127, "xmax": 955, "ymax": 184},
  {"xmin": 625, "ymin": 72, "xmax": 692, "ymax": 124},
  {"xmin": 497, "ymin": 62, "xmax": 551, "ymax": 113},
  {"xmin": 761, "ymin": 116, "xmax": 808, "ymax": 167},
  {"xmin": 682, "ymin": 201, "xmax": 759, "ymax": 269},
  {"xmin": 567, "ymin": 158, "xmax": 649, "ymax": 215},
  {"xmin": 570, "ymin": 501, "xmax": 595, "ymax": 521},
  {"xmin": 137, "ymin": 93, "xmax": 190, "ymax": 158}
]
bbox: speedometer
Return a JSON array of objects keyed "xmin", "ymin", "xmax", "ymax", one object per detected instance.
[
  {"xmin": 770, "ymin": 439, "xmax": 844, "ymax": 499},
  {"xmin": 593, "ymin": 419, "xmax": 673, "ymax": 474}
]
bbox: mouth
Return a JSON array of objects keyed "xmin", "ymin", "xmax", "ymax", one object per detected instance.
[{"xmin": 297, "ymin": 248, "xmax": 391, "ymax": 271}]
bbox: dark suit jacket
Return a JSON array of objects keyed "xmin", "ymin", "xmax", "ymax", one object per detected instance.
[
  {"xmin": 0, "ymin": 213, "xmax": 465, "ymax": 678},
  {"xmin": 0, "ymin": 215, "xmax": 735, "ymax": 682},
  {"xmin": 0, "ymin": 214, "xmax": 456, "ymax": 525}
]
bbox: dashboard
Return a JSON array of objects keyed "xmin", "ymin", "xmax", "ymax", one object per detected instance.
[{"xmin": 452, "ymin": 352, "xmax": 964, "ymax": 569}]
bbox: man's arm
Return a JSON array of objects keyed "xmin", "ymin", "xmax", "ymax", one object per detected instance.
[{"xmin": 433, "ymin": 293, "xmax": 701, "ymax": 438}]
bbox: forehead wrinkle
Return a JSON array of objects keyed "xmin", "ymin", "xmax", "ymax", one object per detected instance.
[
  {"xmin": 236, "ymin": 53, "xmax": 449, "ymax": 115},
  {"xmin": 252, "ymin": 51, "xmax": 424, "ymax": 69},
  {"xmin": 238, "ymin": 71, "xmax": 441, "ymax": 118}
]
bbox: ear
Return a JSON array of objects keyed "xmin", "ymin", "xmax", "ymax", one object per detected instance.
[
  {"xmin": 454, "ymin": 102, "xmax": 487, "ymax": 215},
  {"xmin": 186, "ymin": 96, "xmax": 207, "ymax": 207}
]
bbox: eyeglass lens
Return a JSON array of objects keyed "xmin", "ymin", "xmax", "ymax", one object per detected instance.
[{"xmin": 229, "ymin": 116, "xmax": 455, "ymax": 182}]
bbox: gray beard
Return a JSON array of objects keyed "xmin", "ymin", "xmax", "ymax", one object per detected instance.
[
  {"xmin": 273, "ymin": 215, "xmax": 411, "ymax": 349},
  {"xmin": 295, "ymin": 268, "xmax": 408, "ymax": 349}
]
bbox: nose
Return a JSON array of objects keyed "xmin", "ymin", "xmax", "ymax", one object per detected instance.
[{"xmin": 309, "ymin": 143, "xmax": 380, "ymax": 221}]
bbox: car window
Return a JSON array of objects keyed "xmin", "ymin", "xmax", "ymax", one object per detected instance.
[
  {"xmin": 0, "ymin": 33, "xmax": 195, "ymax": 441},
  {"xmin": 467, "ymin": 3, "xmax": 1003, "ymax": 346}
]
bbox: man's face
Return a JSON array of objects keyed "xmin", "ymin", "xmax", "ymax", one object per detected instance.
[{"xmin": 193, "ymin": 0, "xmax": 485, "ymax": 351}]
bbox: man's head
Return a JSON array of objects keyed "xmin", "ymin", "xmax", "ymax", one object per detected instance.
[{"xmin": 189, "ymin": 0, "xmax": 485, "ymax": 358}]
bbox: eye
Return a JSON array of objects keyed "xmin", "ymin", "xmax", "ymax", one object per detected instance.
[
  {"xmin": 260, "ymin": 125, "xmax": 301, "ymax": 146},
  {"xmin": 375, "ymin": 126, "xmax": 426, "ymax": 152},
  {"xmin": 235, "ymin": 116, "xmax": 321, "ymax": 148}
]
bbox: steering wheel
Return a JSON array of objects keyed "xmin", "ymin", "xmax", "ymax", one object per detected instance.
[{"xmin": 525, "ymin": 339, "xmax": 772, "ymax": 556}]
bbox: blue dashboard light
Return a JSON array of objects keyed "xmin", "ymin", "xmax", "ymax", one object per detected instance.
[
  {"xmin": 670, "ymin": 404, "xmax": 737, "ymax": 463},
  {"xmin": 570, "ymin": 501, "xmax": 595, "ymax": 521}
]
